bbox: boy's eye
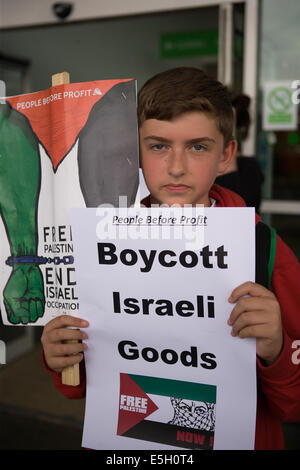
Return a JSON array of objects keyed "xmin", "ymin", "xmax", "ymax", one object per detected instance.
[
  {"xmin": 192, "ymin": 144, "xmax": 205, "ymax": 151},
  {"xmin": 151, "ymin": 144, "xmax": 165, "ymax": 151}
]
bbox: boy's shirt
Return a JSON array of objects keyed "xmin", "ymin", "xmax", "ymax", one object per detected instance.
[{"xmin": 42, "ymin": 183, "xmax": 300, "ymax": 450}]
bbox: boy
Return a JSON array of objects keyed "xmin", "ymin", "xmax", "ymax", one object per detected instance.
[{"xmin": 41, "ymin": 67, "xmax": 300, "ymax": 449}]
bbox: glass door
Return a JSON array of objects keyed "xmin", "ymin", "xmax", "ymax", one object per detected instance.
[{"xmin": 258, "ymin": 0, "xmax": 300, "ymax": 260}]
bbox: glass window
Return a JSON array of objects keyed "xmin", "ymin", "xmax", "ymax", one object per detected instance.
[{"xmin": 258, "ymin": 0, "xmax": 300, "ymax": 259}]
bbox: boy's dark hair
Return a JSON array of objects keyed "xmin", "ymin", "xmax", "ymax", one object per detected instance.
[
  {"xmin": 138, "ymin": 67, "xmax": 234, "ymax": 147},
  {"xmin": 231, "ymin": 93, "xmax": 251, "ymax": 141}
]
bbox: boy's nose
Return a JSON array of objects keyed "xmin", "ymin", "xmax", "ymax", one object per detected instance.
[{"xmin": 167, "ymin": 148, "xmax": 186, "ymax": 177}]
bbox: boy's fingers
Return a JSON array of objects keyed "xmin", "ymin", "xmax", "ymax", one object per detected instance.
[
  {"xmin": 44, "ymin": 340, "xmax": 87, "ymax": 369},
  {"xmin": 232, "ymin": 323, "xmax": 271, "ymax": 340},
  {"xmin": 48, "ymin": 352, "xmax": 84, "ymax": 373},
  {"xmin": 228, "ymin": 296, "xmax": 273, "ymax": 326},
  {"xmin": 230, "ymin": 310, "xmax": 267, "ymax": 337},
  {"xmin": 228, "ymin": 281, "xmax": 272, "ymax": 303},
  {"xmin": 50, "ymin": 341, "xmax": 87, "ymax": 358},
  {"xmin": 41, "ymin": 316, "xmax": 89, "ymax": 373},
  {"xmin": 46, "ymin": 327, "xmax": 88, "ymax": 344},
  {"xmin": 43, "ymin": 315, "xmax": 89, "ymax": 333}
]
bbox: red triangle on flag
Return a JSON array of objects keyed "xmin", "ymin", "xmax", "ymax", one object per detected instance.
[
  {"xmin": 7, "ymin": 79, "xmax": 130, "ymax": 171},
  {"xmin": 117, "ymin": 373, "xmax": 159, "ymax": 436}
]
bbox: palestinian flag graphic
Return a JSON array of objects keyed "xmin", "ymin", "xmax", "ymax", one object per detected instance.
[{"xmin": 117, "ymin": 373, "xmax": 217, "ymax": 450}]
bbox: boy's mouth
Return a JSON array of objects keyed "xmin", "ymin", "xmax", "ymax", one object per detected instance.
[{"xmin": 163, "ymin": 184, "xmax": 191, "ymax": 192}]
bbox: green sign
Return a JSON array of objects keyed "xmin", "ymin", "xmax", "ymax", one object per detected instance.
[
  {"xmin": 160, "ymin": 30, "xmax": 218, "ymax": 59},
  {"xmin": 267, "ymin": 87, "xmax": 293, "ymax": 123},
  {"xmin": 263, "ymin": 81, "xmax": 298, "ymax": 131}
]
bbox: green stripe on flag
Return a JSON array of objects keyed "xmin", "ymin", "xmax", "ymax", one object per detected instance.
[{"xmin": 129, "ymin": 374, "xmax": 216, "ymax": 404}]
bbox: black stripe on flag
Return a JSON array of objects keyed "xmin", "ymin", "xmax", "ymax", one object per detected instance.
[{"xmin": 122, "ymin": 420, "xmax": 214, "ymax": 450}]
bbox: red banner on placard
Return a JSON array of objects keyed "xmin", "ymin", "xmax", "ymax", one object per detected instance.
[{"xmin": 7, "ymin": 79, "xmax": 130, "ymax": 170}]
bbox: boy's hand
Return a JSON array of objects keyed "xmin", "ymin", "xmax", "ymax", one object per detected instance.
[
  {"xmin": 228, "ymin": 282, "xmax": 283, "ymax": 366},
  {"xmin": 41, "ymin": 315, "xmax": 89, "ymax": 373}
]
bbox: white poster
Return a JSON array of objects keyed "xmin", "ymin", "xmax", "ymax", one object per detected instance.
[{"xmin": 70, "ymin": 206, "xmax": 256, "ymax": 450}]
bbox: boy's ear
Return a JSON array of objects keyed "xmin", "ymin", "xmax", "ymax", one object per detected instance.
[{"xmin": 217, "ymin": 139, "xmax": 238, "ymax": 175}]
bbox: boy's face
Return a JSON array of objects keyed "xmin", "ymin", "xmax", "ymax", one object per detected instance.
[{"xmin": 139, "ymin": 111, "xmax": 236, "ymax": 207}]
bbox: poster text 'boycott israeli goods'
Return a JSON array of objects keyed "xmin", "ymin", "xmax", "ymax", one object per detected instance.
[
  {"xmin": 0, "ymin": 79, "xmax": 139, "ymax": 325},
  {"xmin": 70, "ymin": 206, "xmax": 257, "ymax": 450}
]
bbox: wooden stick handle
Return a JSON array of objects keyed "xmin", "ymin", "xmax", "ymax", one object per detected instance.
[
  {"xmin": 52, "ymin": 71, "xmax": 80, "ymax": 387},
  {"xmin": 62, "ymin": 339, "xmax": 80, "ymax": 387},
  {"xmin": 52, "ymin": 71, "xmax": 70, "ymax": 86}
]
